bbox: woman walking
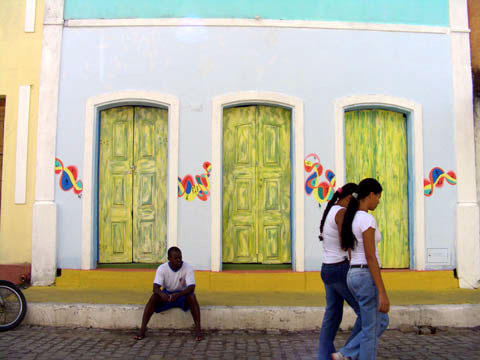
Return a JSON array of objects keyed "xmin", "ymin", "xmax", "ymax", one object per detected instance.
[
  {"xmin": 332, "ymin": 178, "xmax": 390, "ymax": 360},
  {"xmin": 317, "ymin": 183, "xmax": 361, "ymax": 360}
]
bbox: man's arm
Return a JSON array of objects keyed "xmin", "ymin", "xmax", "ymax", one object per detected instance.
[
  {"xmin": 169, "ymin": 284, "xmax": 195, "ymax": 302},
  {"xmin": 153, "ymin": 283, "xmax": 170, "ymax": 302}
]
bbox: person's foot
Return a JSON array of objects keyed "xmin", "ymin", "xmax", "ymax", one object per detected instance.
[
  {"xmin": 331, "ymin": 352, "xmax": 349, "ymax": 360},
  {"xmin": 133, "ymin": 332, "xmax": 145, "ymax": 340},
  {"xmin": 195, "ymin": 333, "xmax": 204, "ymax": 341}
]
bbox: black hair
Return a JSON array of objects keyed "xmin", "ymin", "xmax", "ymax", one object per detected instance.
[
  {"xmin": 167, "ymin": 246, "xmax": 181, "ymax": 257},
  {"xmin": 340, "ymin": 178, "xmax": 383, "ymax": 250},
  {"xmin": 319, "ymin": 183, "xmax": 357, "ymax": 241}
]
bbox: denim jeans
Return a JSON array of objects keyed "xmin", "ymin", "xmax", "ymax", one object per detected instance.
[
  {"xmin": 339, "ymin": 268, "xmax": 389, "ymax": 360},
  {"xmin": 317, "ymin": 261, "xmax": 361, "ymax": 360}
]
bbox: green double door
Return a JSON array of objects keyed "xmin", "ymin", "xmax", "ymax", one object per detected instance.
[
  {"xmin": 98, "ymin": 106, "xmax": 168, "ymax": 263},
  {"xmin": 345, "ymin": 109, "xmax": 409, "ymax": 268},
  {"xmin": 222, "ymin": 105, "xmax": 291, "ymax": 264}
]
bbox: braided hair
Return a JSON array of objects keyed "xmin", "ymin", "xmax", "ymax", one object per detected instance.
[{"xmin": 319, "ymin": 183, "xmax": 358, "ymax": 241}]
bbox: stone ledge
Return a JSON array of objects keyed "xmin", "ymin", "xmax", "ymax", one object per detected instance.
[{"xmin": 24, "ymin": 303, "xmax": 480, "ymax": 331}]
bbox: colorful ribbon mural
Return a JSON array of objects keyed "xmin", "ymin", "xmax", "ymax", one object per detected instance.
[
  {"xmin": 304, "ymin": 153, "xmax": 336, "ymax": 205},
  {"xmin": 178, "ymin": 161, "xmax": 212, "ymax": 201},
  {"xmin": 423, "ymin": 167, "xmax": 457, "ymax": 197},
  {"xmin": 54, "ymin": 158, "xmax": 83, "ymax": 196}
]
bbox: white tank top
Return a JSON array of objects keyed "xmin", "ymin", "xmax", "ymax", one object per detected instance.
[{"xmin": 322, "ymin": 205, "xmax": 348, "ymax": 264}]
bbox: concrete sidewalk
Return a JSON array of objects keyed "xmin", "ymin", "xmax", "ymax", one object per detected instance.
[{"xmin": 21, "ymin": 269, "xmax": 480, "ymax": 330}]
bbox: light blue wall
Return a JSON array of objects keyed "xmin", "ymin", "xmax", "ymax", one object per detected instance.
[
  {"xmin": 55, "ymin": 26, "xmax": 456, "ymax": 270},
  {"xmin": 64, "ymin": 0, "xmax": 449, "ymax": 26}
]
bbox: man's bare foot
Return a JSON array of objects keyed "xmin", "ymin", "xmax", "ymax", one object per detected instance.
[{"xmin": 195, "ymin": 334, "xmax": 204, "ymax": 341}]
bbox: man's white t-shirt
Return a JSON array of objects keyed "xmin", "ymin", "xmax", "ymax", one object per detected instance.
[
  {"xmin": 350, "ymin": 210, "xmax": 382, "ymax": 267},
  {"xmin": 153, "ymin": 262, "xmax": 195, "ymax": 292},
  {"xmin": 322, "ymin": 205, "xmax": 348, "ymax": 264}
]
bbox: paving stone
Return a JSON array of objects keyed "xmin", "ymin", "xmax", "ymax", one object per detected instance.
[{"xmin": 0, "ymin": 326, "xmax": 480, "ymax": 359}]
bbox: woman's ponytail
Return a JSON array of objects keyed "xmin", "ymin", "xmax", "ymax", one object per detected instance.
[
  {"xmin": 319, "ymin": 192, "xmax": 340, "ymax": 241},
  {"xmin": 319, "ymin": 182, "xmax": 357, "ymax": 241},
  {"xmin": 340, "ymin": 195, "xmax": 359, "ymax": 250}
]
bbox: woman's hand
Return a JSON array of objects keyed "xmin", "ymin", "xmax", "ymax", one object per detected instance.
[{"xmin": 378, "ymin": 291, "xmax": 390, "ymax": 313}]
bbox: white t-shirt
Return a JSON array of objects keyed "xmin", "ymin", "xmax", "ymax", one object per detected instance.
[
  {"xmin": 153, "ymin": 262, "xmax": 195, "ymax": 292},
  {"xmin": 322, "ymin": 205, "xmax": 348, "ymax": 264},
  {"xmin": 350, "ymin": 211, "xmax": 382, "ymax": 267}
]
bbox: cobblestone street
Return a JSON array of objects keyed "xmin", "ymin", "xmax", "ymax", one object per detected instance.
[{"xmin": 0, "ymin": 325, "xmax": 479, "ymax": 359}]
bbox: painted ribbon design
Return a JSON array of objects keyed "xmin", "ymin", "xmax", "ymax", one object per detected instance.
[
  {"xmin": 304, "ymin": 153, "xmax": 336, "ymax": 204},
  {"xmin": 178, "ymin": 161, "xmax": 212, "ymax": 201},
  {"xmin": 423, "ymin": 167, "xmax": 457, "ymax": 197},
  {"xmin": 54, "ymin": 158, "xmax": 83, "ymax": 195}
]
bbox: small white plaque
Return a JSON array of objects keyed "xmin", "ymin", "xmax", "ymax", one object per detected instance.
[{"xmin": 427, "ymin": 248, "xmax": 449, "ymax": 263}]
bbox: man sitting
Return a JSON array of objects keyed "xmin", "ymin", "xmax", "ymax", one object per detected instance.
[{"xmin": 134, "ymin": 246, "xmax": 203, "ymax": 341}]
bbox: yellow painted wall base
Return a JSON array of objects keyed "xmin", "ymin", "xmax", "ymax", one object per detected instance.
[{"xmin": 53, "ymin": 269, "xmax": 459, "ymax": 292}]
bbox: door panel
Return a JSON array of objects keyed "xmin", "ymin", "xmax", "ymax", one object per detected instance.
[
  {"xmin": 223, "ymin": 106, "xmax": 257, "ymax": 263},
  {"xmin": 345, "ymin": 109, "xmax": 409, "ymax": 268},
  {"xmin": 222, "ymin": 105, "xmax": 291, "ymax": 264},
  {"xmin": 257, "ymin": 106, "xmax": 291, "ymax": 264},
  {"xmin": 99, "ymin": 107, "xmax": 134, "ymax": 263},
  {"xmin": 133, "ymin": 107, "xmax": 168, "ymax": 263}
]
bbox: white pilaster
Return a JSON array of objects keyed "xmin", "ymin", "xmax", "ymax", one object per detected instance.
[
  {"xmin": 24, "ymin": 0, "xmax": 37, "ymax": 32},
  {"xmin": 14, "ymin": 85, "xmax": 31, "ymax": 204},
  {"xmin": 31, "ymin": 0, "xmax": 64, "ymax": 286},
  {"xmin": 450, "ymin": 0, "xmax": 480, "ymax": 288}
]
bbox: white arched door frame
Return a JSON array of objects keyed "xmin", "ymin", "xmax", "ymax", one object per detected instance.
[
  {"xmin": 211, "ymin": 92, "xmax": 304, "ymax": 271},
  {"xmin": 82, "ymin": 91, "xmax": 179, "ymax": 269},
  {"xmin": 334, "ymin": 95, "xmax": 425, "ymax": 270}
]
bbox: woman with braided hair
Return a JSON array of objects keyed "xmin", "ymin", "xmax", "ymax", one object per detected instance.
[{"xmin": 317, "ymin": 183, "xmax": 361, "ymax": 360}]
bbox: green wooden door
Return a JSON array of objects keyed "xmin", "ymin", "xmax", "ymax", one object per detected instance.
[
  {"xmin": 99, "ymin": 106, "xmax": 167, "ymax": 263},
  {"xmin": 222, "ymin": 105, "xmax": 291, "ymax": 264},
  {"xmin": 345, "ymin": 109, "xmax": 409, "ymax": 268}
]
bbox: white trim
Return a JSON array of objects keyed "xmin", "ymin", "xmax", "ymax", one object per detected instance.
[
  {"xmin": 14, "ymin": 85, "xmax": 31, "ymax": 204},
  {"xmin": 211, "ymin": 92, "xmax": 304, "ymax": 272},
  {"xmin": 24, "ymin": 0, "xmax": 36, "ymax": 32},
  {"xmin": 82, "ymin": 91, "xmax": 179, "ymax": 270},
  {"xmin": 334, "ymin": 95, "xmax": 425, "ymax": 270},
  {"xmin": 65, "ymin": 18, "xmax": 449, "ymax": 35},
  {"xmin": 31, "ymin": 0, "xmax": 64, "ymax": 286},
  {"xmin": 449, "ymin": 0, "xmax": 480, "ymax": 288}
]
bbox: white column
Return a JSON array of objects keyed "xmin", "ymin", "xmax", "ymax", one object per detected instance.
[
  {"xmin": 450, "ymin": 0, "xmax": 480, "ymax": 289},
  {"xmin": 31, "ymin": 0, "xmax": 64, "ymax": 286}
]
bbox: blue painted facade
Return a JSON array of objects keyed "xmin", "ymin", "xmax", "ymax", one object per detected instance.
[{"xmin": 54, "ymin": 23, "xmax": 457, "ymax": 270}]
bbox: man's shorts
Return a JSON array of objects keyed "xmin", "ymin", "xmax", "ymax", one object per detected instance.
[{"xmin": 154, "ymin": 289, "xmax": 190, "ymax": 313}]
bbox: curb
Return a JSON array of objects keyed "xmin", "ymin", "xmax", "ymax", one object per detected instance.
[{"xmin": 24, "ymin": 303, "xmax": 480, "ymax": 330}]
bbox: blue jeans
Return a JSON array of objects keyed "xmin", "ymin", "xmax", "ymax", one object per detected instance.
[
  {"xmin": 339, "ymin": 268, "xmax": 389, "ymax": 360},
  {"xmin": 317, "ymin": 261, "xmax": 361, "ymax": 360}
]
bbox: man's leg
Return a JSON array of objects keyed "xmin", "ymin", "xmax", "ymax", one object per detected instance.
[
  {"xmin": 135, "ymin": 293, "xmax": 162, "ymax": 339},
  {"xmin": 185, "ymin": 293, "xmax": 203, "ymax": 340}
]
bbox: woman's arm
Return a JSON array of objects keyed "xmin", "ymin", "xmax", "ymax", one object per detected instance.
[{"xmin": 363, "ymin": 228, "xmax": 390, "ymax": 313}]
